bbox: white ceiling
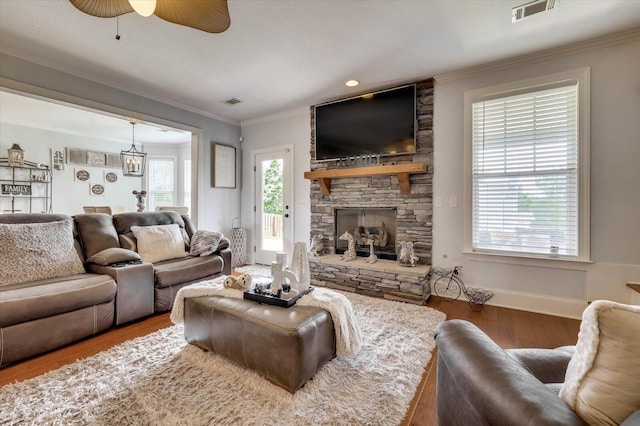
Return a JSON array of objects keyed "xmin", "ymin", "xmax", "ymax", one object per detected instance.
[{"xmin": 1, "ymin": 0, "xmax": 640, "ymax": 127}]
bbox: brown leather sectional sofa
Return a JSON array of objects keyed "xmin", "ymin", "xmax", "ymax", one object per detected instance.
[{"xmin": 0, "ymin": 211, "xmax": 231, "ymax": 367}]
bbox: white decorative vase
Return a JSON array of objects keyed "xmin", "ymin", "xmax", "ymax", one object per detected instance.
[
  {"xmin": 289, "ymin": 242, "xmax": 311, "ymax": 292},
  {"xmin": 230, "ymin": 217, "xmax": 247, "ymax": 267}
]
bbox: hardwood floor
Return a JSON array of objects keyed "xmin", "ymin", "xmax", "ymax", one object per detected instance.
[
  {"xmin": 1, "ymin": 296, "xmax": 580, "ymax": 425},
  {"xmin": 403, "ymin": 296, "xmax": 581, "ymax": 426},
  {"xmin": 0, "ymin": 314, "xmax": 173, "ymax": 387}
]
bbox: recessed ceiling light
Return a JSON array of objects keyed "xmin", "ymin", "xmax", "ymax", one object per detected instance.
[{"xmin": 345, "ymin": 80, "xmax": 359, "ymax": 87}]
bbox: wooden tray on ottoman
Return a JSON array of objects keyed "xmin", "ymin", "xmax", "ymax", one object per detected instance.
[{"xmin": 243, "ymin": 286, "xmax": 313, "ymax": 308}]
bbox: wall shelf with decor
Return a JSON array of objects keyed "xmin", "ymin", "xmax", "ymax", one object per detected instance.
[
  {"xmin": 303, "ymin": 163, "xmax": 426, "ymax": 195},
  {"xmin": 0, "ymin": 159, "xmax": 53, "ymax": 214}
]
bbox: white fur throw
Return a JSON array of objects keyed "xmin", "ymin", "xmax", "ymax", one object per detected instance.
[
  {"xmin": 559, "ymin": 300, "xmax": 640, "ymax": 425},
  {"xmin": 297, "ymin": 285, "xmax": 363, "ymax": 358},
  {"xmin": 171, "ymin": 276, "xmax": 363, "ymax": 358}
]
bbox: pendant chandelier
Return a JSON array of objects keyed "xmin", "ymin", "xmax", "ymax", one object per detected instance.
[{"xmin": 121, "ymin": 121, "xmax": 147, "ymax": 177}]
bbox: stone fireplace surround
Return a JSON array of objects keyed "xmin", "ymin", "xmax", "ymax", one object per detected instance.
[{"xmin": 307, "ymin": 79, "xmax": 434, "ymax": 304}]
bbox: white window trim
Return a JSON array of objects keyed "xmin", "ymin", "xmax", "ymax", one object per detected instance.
[
  {"xmin": 145, "ymin": 154, "xmax": 178, "ymax": 212},
  {"xmin": 463, "ymin": 68, "xmax": 591, "ymax": 266}
]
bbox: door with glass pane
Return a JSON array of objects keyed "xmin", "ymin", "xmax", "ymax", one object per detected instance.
[{"xmin": 254, "ymin": 147, "xmax": 293, "ymax": 265}]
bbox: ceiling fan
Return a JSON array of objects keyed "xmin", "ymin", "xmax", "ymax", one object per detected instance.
[{"xmin": 68, "ymin": 0, "xmax": 231, "ymax": 34}]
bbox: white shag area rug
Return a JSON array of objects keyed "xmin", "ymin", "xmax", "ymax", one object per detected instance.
[
  {"xmin": 1, "ymin": 291, "xmax": 445, "ymax": 426},
  {"xmin": 235, "ymin": 263, "xmax": 271, "ymax": 277}
]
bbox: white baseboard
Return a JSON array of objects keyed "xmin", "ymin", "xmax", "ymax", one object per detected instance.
[{"xmin": 461, "ymin": 288, "xmax": 587, "ymax": 320}]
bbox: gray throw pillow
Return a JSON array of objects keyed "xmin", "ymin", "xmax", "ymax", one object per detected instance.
[
  {"xmin": 0, "ymin": 220, "xmax": 85, "ymax": 286},
  {"xmin": 190, "ymin": 230, "xmax": 223, "ymax": 257}
]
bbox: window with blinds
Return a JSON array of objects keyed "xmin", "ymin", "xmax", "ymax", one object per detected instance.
[
  {"xmin": 147, "ymin": 158, "xmax": 175, "ymax": 212},
  {"xmin": 471, "ymin": 84, "xmax": 578, "ymax": 257},
  {"xmin": 184, "ymin": 159, "xmax": 191, "ymax": 211}
]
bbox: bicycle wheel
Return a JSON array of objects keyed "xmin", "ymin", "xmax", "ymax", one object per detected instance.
[{"xmin": 433, "ymin": 276, "xmax": 462, "ymax": 300}]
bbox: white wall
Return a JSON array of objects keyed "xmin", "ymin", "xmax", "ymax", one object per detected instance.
[
  {"xmin": 0, "ymin": 122, "xmax": 141, "ymax": 214},
  {"xmin": 240, "ymin": 108, "xmax": 311, "ymax": 264},
  {"xmin": 433, "ymin": 37, "xmax": 640, "ymax": 317},
  {"xmin": 0, "ymin": 53, "xmax": 241, "ymax": 235}
]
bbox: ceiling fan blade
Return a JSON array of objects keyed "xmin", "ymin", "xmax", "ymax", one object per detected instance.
[
  {"xmin": 154, "ymin": 0, "xmax": 231, "ymax": 33},
  {"xmin": 68, "ymin": 0, "xmax": 134, "ymax": 18}
]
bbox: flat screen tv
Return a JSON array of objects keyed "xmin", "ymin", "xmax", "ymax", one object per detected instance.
[{"xmin": 314, "ymin": 84, "xmax": 416, "ymax": 162}]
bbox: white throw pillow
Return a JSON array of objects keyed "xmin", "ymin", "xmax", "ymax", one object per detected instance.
[
  {"xmin": 0, "ymin": 220, "xmax": 85, "ymax": 286},
  {"xmin": 559, "ymin": 300, "xmax": 640, "ymax": 425},
  {"xmin": 130, "ymin": 224, "xmax": 188, "ymax": 263}
]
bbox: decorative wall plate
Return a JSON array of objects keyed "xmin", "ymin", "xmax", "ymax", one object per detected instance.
[
  {"xmin": 105, "ymin": 171, "xmax": 118, "ymax": 183},
  {"xmin": 90, "ymin": 183, "xmax": 105, "ymax": 196},
  {"xmin": 75, "ymin": 169, "xmax": 90, "ymax": 181}
]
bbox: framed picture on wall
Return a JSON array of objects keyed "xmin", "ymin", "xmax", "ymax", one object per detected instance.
[
  {"xmin": 211, "ymin": 143, "xmax": 236, "ymax": 188},
  {"xmin": 87, "ymin": 151, "xmax": 106, "ymax": 167}
]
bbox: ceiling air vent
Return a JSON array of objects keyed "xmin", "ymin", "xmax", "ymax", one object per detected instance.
[
  {"xmin": 512, "ymin": 0, "xmax": 559, "ymax": 23},
  {"xmin": 225, "ymin": 98, "xmax": 242, "ymax": 105}
]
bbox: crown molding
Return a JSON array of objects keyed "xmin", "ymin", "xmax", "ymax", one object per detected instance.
[
  {"xmin": 435, "ymin": 28, "xmax": 640, "ymax": 84},
  {"xmin": 241, "ymin": 106, "xmax": 309, "ymax": 127},
  {"xmin": 0, "ymin": 49, "xmax": 239, "ymax": 126}
]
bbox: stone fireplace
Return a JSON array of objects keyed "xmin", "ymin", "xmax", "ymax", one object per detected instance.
[
  {"xmin": 306, "ymin": 79, "xmax": 434, "ymax": 304},
  {"xmin": 335, "ymin": 207, "xmax": 397, "ymax": 260}
]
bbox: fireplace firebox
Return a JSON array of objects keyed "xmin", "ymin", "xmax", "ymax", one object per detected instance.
[{"xmin": 335, "ymin": 208, "xmax": 397, "ymax": 260}]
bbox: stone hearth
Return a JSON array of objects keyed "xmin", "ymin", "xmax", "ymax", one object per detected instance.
[{"xmin": 309, "ymin": 255, "xmax": 431, "ymax": 305}]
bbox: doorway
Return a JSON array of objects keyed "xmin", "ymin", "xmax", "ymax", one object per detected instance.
[
  {"xmin": 0, "ymin": 87, "xmax": 201, "ymax": 224},
  {"xmin": 253, "ymin": 146, "xmax": 294, "ymax": 265}
]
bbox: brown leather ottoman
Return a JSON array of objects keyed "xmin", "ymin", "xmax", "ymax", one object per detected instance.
[{"xmin": 184, "ymin": 296, "xmax": 336, "ymax": 393}]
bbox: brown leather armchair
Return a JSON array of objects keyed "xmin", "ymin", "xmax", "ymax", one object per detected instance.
[{"xmin": 434, "ymin": 320, "xmax": 586, "ymax": 425}]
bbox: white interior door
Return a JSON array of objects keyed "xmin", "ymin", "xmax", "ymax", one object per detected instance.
[{"xmin": 254, "ymin": 146, "xmax": 293, "ymax": 265}]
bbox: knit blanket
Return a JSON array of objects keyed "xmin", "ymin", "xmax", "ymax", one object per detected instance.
[{"xmin": 170, "ymin": 276, "xmax": 363, "ymax": 358}]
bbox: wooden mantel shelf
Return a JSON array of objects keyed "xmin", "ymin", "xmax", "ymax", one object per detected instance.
[
  {"xmin": 627, "ymin": 282, "xmax": 640, "ymax": 294},
  {"xmin": 304, "ymin": 163, "xmax": 426, "ymax": 195}
]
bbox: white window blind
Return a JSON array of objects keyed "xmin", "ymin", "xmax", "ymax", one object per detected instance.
[
  {"xmin": 148, "ymin": 158, "xmax": 175, "ymax": 212},
  {"xmin": 472, "ymin": 84, "xmax": 578, "ymax": 257}
]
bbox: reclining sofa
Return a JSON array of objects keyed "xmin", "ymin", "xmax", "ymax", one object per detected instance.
[{"xmin": 0, "ymin": 211, "xmax": 231, "ymax": 367}]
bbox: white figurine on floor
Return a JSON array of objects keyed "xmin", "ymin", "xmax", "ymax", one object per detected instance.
[
  {"xmin": 339, "ymin": 231, "xmax": 357, "ymax": 261},
  {"xmin": 364, "ymin": 239, "xmax": 377, "ymax": 264},
  {"xmin": 309, "ymin": 233, "xmax": 324, "ymax": 257}
]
